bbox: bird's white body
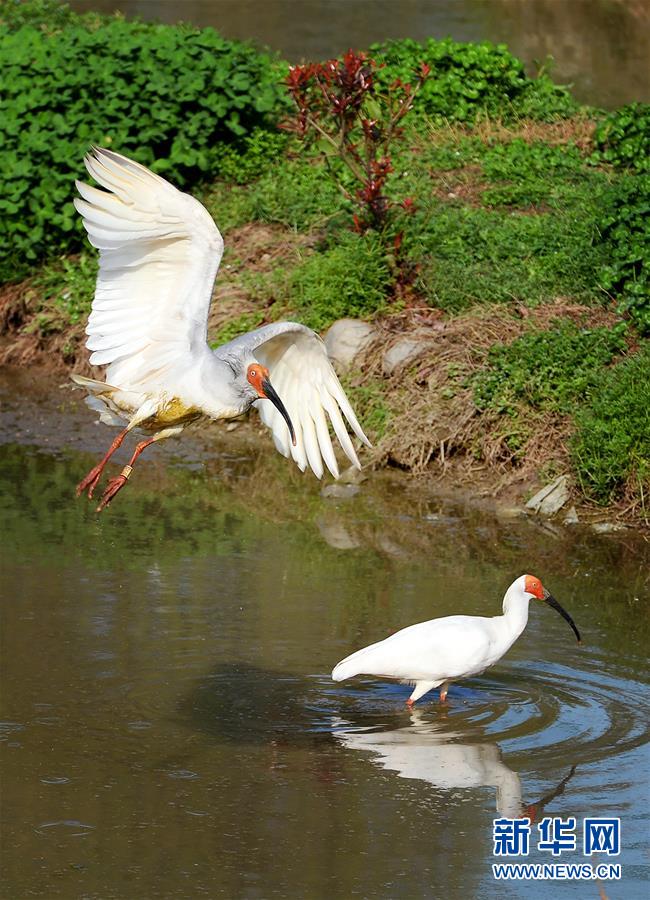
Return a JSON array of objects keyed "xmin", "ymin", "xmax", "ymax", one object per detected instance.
[
  {"xmin": 71, "ymin": 148, "xmax": 371, "ymax": 508},
  {"xmin": 332, "ymin": 575, "xmax": 542, "ymax": 703}
]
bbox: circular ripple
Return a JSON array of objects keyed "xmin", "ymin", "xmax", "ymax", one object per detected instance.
[{"xmin": 319, "ymin": 658, "xmax": 649, "ymax": 772}]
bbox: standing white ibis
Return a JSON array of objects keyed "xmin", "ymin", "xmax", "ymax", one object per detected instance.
[
  {"xmin": 71, "ymin": 147, "xmax": 370, "ymax": 511},
  {"xmin": 332, "ymin": 574, "xmax": 581, "ymax": 705}
]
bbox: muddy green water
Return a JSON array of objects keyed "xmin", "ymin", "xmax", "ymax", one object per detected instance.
[
  {"xmin": 69, "ymin": 0, "xmax": 650, "ymax": 108},
  {"xmin": 0, "ymin": 371, "xmax": 648, "ymax": 898}
]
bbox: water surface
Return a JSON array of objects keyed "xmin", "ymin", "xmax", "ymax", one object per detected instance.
[
  {"xmin": 69, "ymin": 0, "xmax": 650, "ymax": 108},
  {"xmin": 0, "ymin": 370, "xmax": 648, "ymax": 897}
]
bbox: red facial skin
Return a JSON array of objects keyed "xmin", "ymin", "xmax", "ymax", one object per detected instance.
[
  {"xmin": 247, "ymin": 364, "xmax": 271, "ymax": 398},
  {"xmin": 524, "ymin": 574, "xmax": 544, "ymax": 600}
]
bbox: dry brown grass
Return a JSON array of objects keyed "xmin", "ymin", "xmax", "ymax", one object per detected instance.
[
  {"xmin": 353, "ymin": 301, "xmax": 622, "ymax": 503},
  {"xmin": 422, "ymin": 114, "xmax": 598, "ymax": 152},
  {"xmin": 207, "ymin": 223, "xmax": 312, "ymax": 338}
]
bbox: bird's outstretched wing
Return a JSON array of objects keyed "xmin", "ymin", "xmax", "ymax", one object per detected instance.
[
  {"xmin": 74, "ymin": 147, "xmax": 224, "ymax": 389},
  {"xmin": 215, "ymin": 323, "xmax": 371, "ymax": 478}
]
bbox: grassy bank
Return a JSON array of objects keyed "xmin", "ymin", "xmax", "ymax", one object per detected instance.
[{"xmin": 1, "ymin": 0, "xmax": 648, "ymax": 524}]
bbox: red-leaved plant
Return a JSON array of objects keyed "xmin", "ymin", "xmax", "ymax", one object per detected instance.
[{"xmin": 282, "ymin": 51, "xmax": 429, "ymax": 232}]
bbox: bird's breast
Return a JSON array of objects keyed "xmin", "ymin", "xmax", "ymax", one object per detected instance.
[{"xmin": 145, "ymin": 397, "xmax": 204, "ymax": 429}]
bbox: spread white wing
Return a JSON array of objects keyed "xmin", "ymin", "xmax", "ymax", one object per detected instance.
[
  {"xmin": 74, "ymin": 147, "xmax": 224, "ymax": 390},
  {"xmin": 215, "ymin": 323, "xmax": 371, "ymax": 478}
]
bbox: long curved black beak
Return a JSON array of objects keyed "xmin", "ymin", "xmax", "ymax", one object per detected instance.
[
  {"xmin": 261, "ymin": 377, "xmax": 296, "ymax": 446},
  {"xmin": 543, "ymin": 590, "xmax": 581, "ymax": 643}
]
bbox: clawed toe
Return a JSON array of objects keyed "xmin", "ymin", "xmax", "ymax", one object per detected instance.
[
  {"xmin": 96, "ymin": 475, "xmax": 128, "ymax": 512},
  {"xmin": 76, "ymin": 466, "xmax": 103, "ymax": 499}
]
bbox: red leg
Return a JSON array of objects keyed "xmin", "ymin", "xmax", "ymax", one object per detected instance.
[
  {"xmin": 96, "ymin": 436, "xmax": 157, "ymax": 513},
  {"xmin": 76, "ymin": 427, "xmax": 129, "ymax": 499},
  {"xmin": 405, "ymin": 698, "xmax": 414, "ymax": 708}
]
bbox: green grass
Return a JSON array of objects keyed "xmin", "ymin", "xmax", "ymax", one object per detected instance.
[
  {"xmin": 473, "ymin": 320, "xmax": 628, "ymax": 414},
  {"xmin": 210, "ymin": 311, "xmax": 266, "ymax": 348},
  {"xmin": 340, "ymin": 376, "xmax": 392, "ymax": 442},
  {"xmin": 404, "ymin": 204, "xmax": 606, "ymax": 311},
  {"xmin": 572, "ymin": 344, "xmax": 650, "ymax": 503},
  {"xmin": 245, "ymin": 230, "xmax": 393, "ymax": 331},
  {"xmin": 203, "ymin": 155, "xmax": 346, "ymax": 234},
  {"xmin": 29, "ymin": 251, "xmax": 97, "ymax": 330}
]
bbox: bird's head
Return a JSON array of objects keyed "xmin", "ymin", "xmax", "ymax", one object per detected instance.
[
  {"xmin": 243, "ymin": 362, "xmax": 296, "ymax": 446},
  {"xmin": 521, "ymin": 574, "xmax": 581, "ymax": 643}
]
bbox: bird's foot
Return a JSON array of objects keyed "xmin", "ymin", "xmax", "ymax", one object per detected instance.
[
  {"xmin": 96, "ymin": 472, "xmax": 129, "ymax": 512},
  {"xmin": 405, "ymin": 698, "xmax": 415, "ymax": 709},
  {"xmin": 76, "ymin": 464, "xmax": 104, "ymax": 499}
]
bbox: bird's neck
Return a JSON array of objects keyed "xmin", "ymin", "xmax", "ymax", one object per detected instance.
[
  {"xmin": 192, "ymin": 352, "xmax": 247, "ymax": 420},
  {"xmin": 497, "ymin": 586, "xmax": 530, "ymax": 644}
]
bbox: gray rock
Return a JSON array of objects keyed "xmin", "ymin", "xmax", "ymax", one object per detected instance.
[
  {"xmin": 496, "ymin": 506, "xmax": 526, "ymax": 519},
  {"xmin": 382, "ymin": 338, "xmax": 427, "ymax": 376},
  {"xmin": 320, "ymin": 483, "xmax": 360, "ymax": 500},
  {"xmin": 563, "ymin": 506, "xmax": 579, "ymax": 525},
  {"xmin": 591, "ymin": 522, "xmax": 627, "ymax": 534},
  {"xmin": 324, "ymin": 319, "xmax": 375, "ymax": 370},
  {"xmin": 525, "ymin": 475, "xmax": 571, "ymax": 516},
  {"xmin": 339, "ymin": 464, "xmax": 368, "ymax": 485},
  {"xmin": 315, "ymin": 517, "xmax": 360, "ymax": 550}
]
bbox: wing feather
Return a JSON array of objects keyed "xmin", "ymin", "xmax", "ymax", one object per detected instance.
[
  {"xmin": 75, "ymin": 147, "xmax": 224, "ymax": 390},
  {"xmin": 215, "ymin": 322, "xmax": 371, "ymax": 477}
]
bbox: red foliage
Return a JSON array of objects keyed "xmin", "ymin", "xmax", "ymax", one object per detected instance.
[{"xmin": 282, "ymin": 50, "xmax": 429, "ymax": 231}]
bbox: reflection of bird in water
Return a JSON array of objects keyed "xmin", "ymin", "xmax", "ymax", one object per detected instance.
[
  {"xmin": 334, "ymin": 711, "xmax": 576, "ymax": 819},
  {"xmin": 333, "ymin": 574, "xmax": 581, "ymax": 705}
]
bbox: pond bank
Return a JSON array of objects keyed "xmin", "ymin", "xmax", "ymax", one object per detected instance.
[{"xmin": 0, "ymin": 286, "xmax": 645, "ymax": 537}]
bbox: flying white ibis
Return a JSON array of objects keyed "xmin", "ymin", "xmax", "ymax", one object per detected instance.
[
  {"xmin": 71, "ymin": 148, "xmax": 370, "ymax": 511},
  {"xmin": 332, "ymin": 574, "xmax": 581, "ymax": 705}
]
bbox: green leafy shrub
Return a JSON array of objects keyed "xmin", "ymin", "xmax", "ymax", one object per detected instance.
[
  {"xmin": 473, "ymin": 320, "xmax": 627, "ymax": 414},
  {"xmin": 0, "ymin": 0, "xmax": 77, "ymax": 29},
  {"xmin": 0, "ymin": 10, "xmax": 285, "ymax": 280},
  {"xmin": 591, "ymin": 103, "xmax": 650, "ymax": 173},
  {"xmin": 212, "ymin": 127, "xmax": 290, "ymax": 185},
  {"xmin": 597, "ymin": 175, "xmax": 650, "ymax": 334},
  {"xmin": 572, "ymin": 345, "xmax": 650, "ymax": 503},
  {"xmin": 370, "ymin": 38, "xmax": 575, "ymax": 123}
]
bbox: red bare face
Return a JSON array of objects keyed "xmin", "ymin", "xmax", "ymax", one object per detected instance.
[
  {"xmin": 524, "ymin": 574, "xmax": 544, "ymax": 600},
  {"xmin": 247, "ymin": 363, "xmax": 271, "ymax": 398}
]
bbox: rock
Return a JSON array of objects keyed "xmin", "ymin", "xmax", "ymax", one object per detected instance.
[
  {"xmin": 525, "ymin": 475, "xmax": 571, "ymax": 516},
  {"xmin": 315, "ymin": 517, "xmax": 360, "ymax": 550},
  {"xmin": 563, "ymin": 506, "xmax": 579, "ymax": 525},
  {"xmin": 496, "ymin": 506, "xmax": 526, "ymax": 519},
  {"xmin": 320, "ymin": 483, "xmax": 360, "ymax": 500},
  {"xmin": 382, "ymin": 338, "xmax": 427, "ymax": 376},
  {"xmin": 324, "ymin": 319, "xmax": 375, "ymax": 370},
  {"xmin": 339, "ymin": 464, "xmax": 368, "ymax": 485},
  {"xmin": 591, "ymin": 522, "xmax": 627, "ymax": 534}
]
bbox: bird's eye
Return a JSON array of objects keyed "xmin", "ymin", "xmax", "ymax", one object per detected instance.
[{"xmin": 250, "ymin": 369, "xmax": 257, "ymax": 378}]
